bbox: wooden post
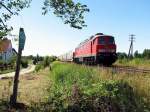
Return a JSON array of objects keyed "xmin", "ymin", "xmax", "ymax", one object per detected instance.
[
  {"xmin": 10, "ymin": 48, "xmax": 22, "ymax": 106},
  {"xmin": 10, "ymin": 28, "xmax": 26, "ymax": 107}
]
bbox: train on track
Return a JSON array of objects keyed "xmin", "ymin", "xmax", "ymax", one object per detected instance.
[{"xmin": 59, "ymin": 33, "xmax": 117, "ymax": 65}]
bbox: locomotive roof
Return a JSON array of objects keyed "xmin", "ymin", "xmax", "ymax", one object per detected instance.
[{"xmin": 77, "ymin": 33, "xmax": 113, "ymax": 48}]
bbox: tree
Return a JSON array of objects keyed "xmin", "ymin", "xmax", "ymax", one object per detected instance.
[
  {"xmin": 0, "ymin": 0, "xmax": 89, "ymax": 34},
  {"xmin": 43, "ymin": 56, "xmax": 50, "ymax": 68},
  {"xmin": 0, "ymin": 0, "xmax": 31, "ymax": 37},
  {"xmin": 0, "ymin": 31, "xmax": 7, "ymax": 39},
  {"xmin": 142, "ymin": 49, "xmax": 150, "ymax": 59},
  {"xmin": 42, "ymin": 0, "xmax": 89, "ymax": 29},
  {"xmin": 117, "ymin": 52, "xmax": 128, "ymax": 59},
  {"xmin": 134, "ymin": 50, "xmax": 142, "ymax": 58}
]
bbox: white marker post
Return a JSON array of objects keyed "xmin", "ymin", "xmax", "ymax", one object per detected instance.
[{"xmin": 10, "ymin": 28, "xmax": 26, "ymax": 107}]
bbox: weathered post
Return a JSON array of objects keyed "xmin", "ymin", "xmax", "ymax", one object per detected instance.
[{"xmin": 10, "ymin": 28, "xmax": 26, "ymax": 107}]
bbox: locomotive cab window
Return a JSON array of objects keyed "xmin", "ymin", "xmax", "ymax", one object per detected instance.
[
  {"xmin": 108, "ymin": 37, "xmax": 115, "ymax": 44},
  {"xmin": 98, "ymin": 37, "xmax": 105, "ymax": 44}
]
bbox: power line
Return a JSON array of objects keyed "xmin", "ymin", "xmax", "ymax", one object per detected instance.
[{"xmin": 128, "ymin": 34, "xmax": 135, "ymax": 58}]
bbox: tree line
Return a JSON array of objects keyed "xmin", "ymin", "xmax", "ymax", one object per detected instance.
[{"xmin": 117, "ymin": 49, "xmax": 150, "ymax": 59}]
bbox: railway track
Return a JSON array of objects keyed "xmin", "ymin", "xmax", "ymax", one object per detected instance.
[
  {"xmin": 63, "ymin": 61, "xmax": 150, "ymax": 74},
  {"xmin": 100, "ymin": 65, "xmax": 150, "ymax": 74}
]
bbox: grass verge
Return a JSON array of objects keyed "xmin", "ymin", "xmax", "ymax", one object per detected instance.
[
  {"xmin": 29, "ymin": 62, "xmax": 150, "ymax": 112},
  {"xmin": 115, "ymin": 58, "xmax": 150, "ymax": 69}
]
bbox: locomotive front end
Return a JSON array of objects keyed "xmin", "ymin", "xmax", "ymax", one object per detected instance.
[{"xmin": 96, "ymin": 36, "xmax": 117, "ymax": 65}]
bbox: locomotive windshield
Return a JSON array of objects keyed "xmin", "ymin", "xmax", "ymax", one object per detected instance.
[
  {"xmin": 98, "ymin": 36, "xmax": 115, "ymax": 44},
  {"xmin": 108, "ymin": 37, "xmax": 115, "ymax": 44},
  {"xmin": 98, "ymin": 37, "xmax": 105, "ymax": 44}
]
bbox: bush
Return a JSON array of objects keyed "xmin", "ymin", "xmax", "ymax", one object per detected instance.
[
  {"xmin": 9, "ymin": 56, "xmax": 16, "ymax": 66},
  {"xmin": 35, "ymin": 64, "xmax": 43, "ymax": 72},
  {"xmin": 21, "ymin": 59, "xmax": 28, "ymax": 68},
  {"xmin": 117, "ymin": 52, "xmax": 128, "ymax": 59},
  {"xmin": 33, "ymin": 58, "xmax": 38, "ymax": 65},
  {"xmin": 0, "ymin": 60, "xmax": 4, "ymax": 65},
  {"xmin": 43, "ymin": 56, "xmax": 50, "ymax": 68},
  {"xmin": 143, "ymin": 49, "xmax": 150, "ymax": 59}
]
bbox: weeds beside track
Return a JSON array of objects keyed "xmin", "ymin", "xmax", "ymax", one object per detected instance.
[{"xmin": 100, "ymin": 65, "xmax": 150, "ymax": 74}]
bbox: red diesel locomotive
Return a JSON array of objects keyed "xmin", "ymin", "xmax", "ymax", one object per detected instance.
[{"xmin": 73, "ymin": 33, "xmax": 117, "ymax": 65}]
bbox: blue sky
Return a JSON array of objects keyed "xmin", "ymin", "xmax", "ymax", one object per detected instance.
[{"xmin": 8, "ymin": 0, "xmax": 150, "ymax": 56}]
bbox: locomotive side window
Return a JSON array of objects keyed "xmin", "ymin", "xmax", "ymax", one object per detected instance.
[
  {"xmin": 98, "ymin": 37, "xmax": 105, "ymax": 44},
  {"xmin": 93, "ymin": 38, "xmax": 96, "ymax": 44},
  {"xmin": 108, "ymin": 37, "xmax": 115, "ymax": 44}
]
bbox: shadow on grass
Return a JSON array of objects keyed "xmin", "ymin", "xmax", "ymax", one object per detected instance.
[{"xmin": 0, "ymin": 100, "xmax": 28, "ymax": 112}]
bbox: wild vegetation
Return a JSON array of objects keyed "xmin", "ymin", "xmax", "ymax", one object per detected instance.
[
  {"xmin": 116, "ymin": 49, "xmax": 150, "ymax": 69},
  {"xmin": 0, "ymin": 61, "xmax": 150, "ymax": 111},
  {"xmin": 29, "ymin": 62, "xmax": 150, "ymax": 112},
  {"xmin": 21, "ymin": 62, "xmax": 150, "ymax": 111},
  {"xmin": 117, "ymin": 49, "xmax": 150, "ymax": 59},
  {"xmin": 34, "ymin": 55, "xmax": 57, "ymax": 72},
  {"xmin": 0, "ymin": 56, "xmax": 16, "ymax": 74}
]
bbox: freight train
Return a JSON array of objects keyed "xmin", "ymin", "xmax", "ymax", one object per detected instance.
[{"xmin": 59, "ymin": 33, "xmax": 117, "ymax": 65}]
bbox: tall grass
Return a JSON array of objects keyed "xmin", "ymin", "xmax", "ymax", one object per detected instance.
[
  {"xmin": 94, "ymin": 67, "xmax": 150, "ymax": 111},
  {"xmin": 115, "ymin": 58, "xmax": 150, "ymax": 69},
  {"xmin": 36, "ymin": 61, "xmax": 149, "ymax": 112},
  {"xmin": 2, "ymin": 61, "xmax": 148, "ymax": 112},
  {"xmin": 51, "ymin": 62, "xmax": 96, "ymax": 94}
]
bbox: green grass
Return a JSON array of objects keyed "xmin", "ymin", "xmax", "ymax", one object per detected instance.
[
  {"xmin": 115, "ymin": 58, "xmax": 150, "ymax": 69},
  {"xmin": 0, "ymin": 61, "xmax": 150, "ymax": 112},
  {"xmin": 0, "ymin": 69, "xmax": 15, "ymax": 75},
  {"xmin": 29, "ymin": 61, "xmax": 149, "ymax": 112}
]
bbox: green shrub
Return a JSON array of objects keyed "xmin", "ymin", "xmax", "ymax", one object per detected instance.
[
  {"xmin": 35, "ymin": 64, "xmax": 43, "ymax": 72},
  {"xmin": 0, "ymin": 60, "xmax": 4, "ymax": 65},
  {"xmin": 21, "ymin": 59, "xmax": 28, "ymax": 68},
  {"xmin": 9, "ymin": 56, "xmax": 16, "ymax": 66},
  {"xmin": 143, "ymin": 49, "xmax": 150, "ymax": 59},
  {"xmin": 43, "ymin": 56, "xmax": 50, "ymax": 68}
]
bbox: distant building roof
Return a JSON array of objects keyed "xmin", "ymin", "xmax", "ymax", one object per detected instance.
[{"xmin": 0, "ymin": 38, "xmax": 12, "ymax": 53}]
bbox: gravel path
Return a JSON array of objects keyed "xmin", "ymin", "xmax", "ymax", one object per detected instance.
[{"xmin": 0, "ymin": 65, "xmax": 35, "ymax": 80}]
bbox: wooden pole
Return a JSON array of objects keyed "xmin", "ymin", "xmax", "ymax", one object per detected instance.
[
  {"xmin": 10, "ymin": 28, "xmax": 25, "ymax": 107},
  {"xmin": 10, "ymin": 48, "xmax": 22, "ymax": 106}
]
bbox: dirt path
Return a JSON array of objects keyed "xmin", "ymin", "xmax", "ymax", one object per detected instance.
[{"xmin": 0, "ymin": 65, "xmax": 35, "ymax": 80}]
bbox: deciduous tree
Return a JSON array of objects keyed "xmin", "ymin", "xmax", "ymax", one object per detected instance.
[
  {"xmin": 42, "ymin": 0, "xmax": 89, "ymax": 29},
  {"xmin": 0, "ymin": 0, "xmax": 89, "ymax": 35},
  {"xmin": 0, "ymin": 0, "xmax": 31, "ymax": 35}
]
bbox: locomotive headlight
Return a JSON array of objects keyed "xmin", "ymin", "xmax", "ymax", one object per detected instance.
[
  {"xmin": 110, "ymin": 49, "xmax": 116, "ymax": 52},
  {"xmin": 98, "ymin": 49, "xmax": 116, "ymax": 52},
  {"xmin": 99, "ymin": 49, "xmax": 106, "ymax": 52}
]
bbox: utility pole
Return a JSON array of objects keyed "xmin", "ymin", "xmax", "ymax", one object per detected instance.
[{"xmin": 128, "ymin": 34, "xmax": 135, "ymax": 59}]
